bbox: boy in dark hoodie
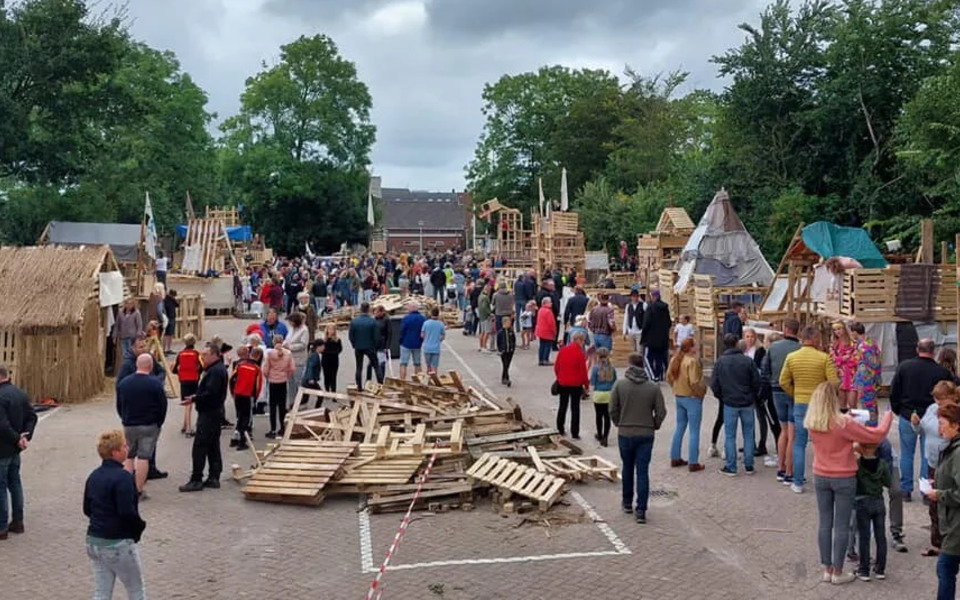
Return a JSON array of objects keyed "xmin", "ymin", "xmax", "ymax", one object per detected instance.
[{"xmin": 854, "ymin": 442, "xmax": 891, "ymax": 581}]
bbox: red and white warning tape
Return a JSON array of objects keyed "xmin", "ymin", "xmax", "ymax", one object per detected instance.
[{"xmin": 365, "ymin": 441, "xmax": 441, "ymax": 600}]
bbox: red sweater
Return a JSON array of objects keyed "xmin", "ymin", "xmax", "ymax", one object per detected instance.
[
  {"xmin": 534, "ymin": 306, "xmax": 557, "ymax": 341},
  {"xmin": 809, "ymin": 411, "xmax": 893, "ymax": 478},
  {"xmin": 554, "ymin": 344, "xmax": 589, "ymax": 388}
]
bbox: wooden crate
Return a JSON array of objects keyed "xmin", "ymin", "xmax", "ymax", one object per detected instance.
[
  {"xmin": 174, "ymin": 294, "xmax": 204, "ymax": 341},
  {"xmin": 693, "ymin": 275, "xmax": 716, "ymax": 329}
]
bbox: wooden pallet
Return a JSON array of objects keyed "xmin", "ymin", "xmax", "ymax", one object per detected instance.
[
  {"xmin": 532, "ymin": 448, "xmax": 619, "ymax": 482},
  {"xmin": 241, "ymin": 440, "xmax": 357, "ymax": 506},
  {"xmin": 334, "ymin": 450, "xmax": 425, "ymax": 487},
  {"xmin": 466, "ymin": 452, "xmax": 566, "ymax": 511}
]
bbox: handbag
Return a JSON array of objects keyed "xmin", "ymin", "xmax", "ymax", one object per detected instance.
[{"xmin": 550, "ymin": 380, "xmax": 560, "ymax": 396}]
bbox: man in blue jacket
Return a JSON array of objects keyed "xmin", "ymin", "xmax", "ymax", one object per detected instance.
[
  {"xmin": 711, "ymin": 333, "xmax": 760, "ymax": 476},
  {"xmin": 83, "ymin": 429, "xmax": 147, "ymax": 597},
  {"xmin": 117, "ymin": 355, "xmax": 168, "ymax": 498},
  {"xmin": 115, "ymin": 337, "xmax": 167, "ymax": 481},
  {"xmin": 0, "ymin": 365, "xmax": 37, "ymax": 539},
  {"xmin": 399, "ymin": 301, "xmax": 427, "ymax": 381},
  {"xmin": 349, "ymin": 302, "xmax": 381, "ymax": 390}
]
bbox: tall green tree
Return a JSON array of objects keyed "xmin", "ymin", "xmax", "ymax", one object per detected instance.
[
  {"xmin": 0, "ymin": 0, "xmax": 128, "ymax": 184},
  {"xmin": 219, "ymin": 34, "xmax": 376, "ymax": 255},
  {"xmin": 465, "ymin": 66, "xmax": 621, "ymax": 215}
]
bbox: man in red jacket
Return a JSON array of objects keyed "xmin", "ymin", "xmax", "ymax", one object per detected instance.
[{"xmin": 554, "ymin": 331, "xmax": 590, "ymax": 439}]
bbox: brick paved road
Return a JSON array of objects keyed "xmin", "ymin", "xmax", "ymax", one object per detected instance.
[{"xmin": 0, "ymin": 316, "xmax": 942, "ymax": 598}]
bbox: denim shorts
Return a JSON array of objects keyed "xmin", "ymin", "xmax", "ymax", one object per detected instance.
[
  {"xmin": 773, "ymin": 390, "xmax": 794, "ymax": 424},
  {"xmin": 399, "ymin": 346, "xmax": 421, "ymax": 366},
  {"xmin": 424, "ymin": 352, "xmax": 441, "ymax": 370},
  {"xmin": 593, "ymin": 333, "xmax": 613, "ymax": 351},
  {"xmin": 125, "ymin": 424, "xmax": 159, "ymax": 460}
]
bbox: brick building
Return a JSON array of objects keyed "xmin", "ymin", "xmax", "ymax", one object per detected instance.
[{"xmin": 381, "ymin": 188, "xmax": 471, "ymax": 253}]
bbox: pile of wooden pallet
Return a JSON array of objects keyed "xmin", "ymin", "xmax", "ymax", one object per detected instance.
[
  {"xmin": 235, "ymin": 371, "xmax": 616, "ymax": 513},
  {"xmin": 319, "ymin": 294, "xmax": 463, "ymax": 329}
]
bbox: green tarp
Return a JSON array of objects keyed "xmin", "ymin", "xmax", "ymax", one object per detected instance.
[{"xmin": 801, "ymin": 222, "xmax": 887, "ymax": 268}]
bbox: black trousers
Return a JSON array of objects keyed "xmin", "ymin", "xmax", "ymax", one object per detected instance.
[
  {"xmin": 321, "ymin": 358, "xmax": 338, "ymax": 393},
  {"xmin": 756, "ymin": 395, "xmax": 781, "ymax": 453},
  {"xmin": 366, "ymin": 352, "xmax": 386, "ymax": 384},
  {"xmin": 712, "ymin": 398, "xmax": 724, "ymax": 445},
  {"xmin": 647, "ymin": 347, "xmax": 668, "ymax": 381},
  {"xmin": 557, "ymin": 386, "xmax": 582, "ymax": 438},
  {"xmin": 268, "ymin": 382, "xmax": 287, "ymax": 433},
  {"xmin": 500, "ymin": 351, "xmax": 513, "ymax": 382},
  {"xmin": 594, "ymin": 403, "xmax": 610, "ymax": 441},
  {"xmin": 234, "ymin": 395, "xmax": 252, "ymax": 444},
  {"xmin": 191, "ymin": 413, "xmax": 222, "ymax": 482},
  {"xmin": 355, "ymin": 349, "xmax": 378, "ymax": 390}
]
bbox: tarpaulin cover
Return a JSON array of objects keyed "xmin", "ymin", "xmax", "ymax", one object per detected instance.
[
  {"xmin": 800, "ymin": 222, "xmax": 887, "ymax": 268},
  {"xmin": 674, "ymin": 191, "xmax": 775, "ymax": 293},
  {"xmin": 45, "ymin": 221, "xmax": 143, "ymax": 263},
  {"xmin": 175, "ymin": 224, "xmax": 252, "ymax": 242}
]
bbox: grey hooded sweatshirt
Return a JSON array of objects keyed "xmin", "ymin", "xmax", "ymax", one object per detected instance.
[{"xmin": 610, "ymin": 366, "xmax": 667, "ymax": 437}]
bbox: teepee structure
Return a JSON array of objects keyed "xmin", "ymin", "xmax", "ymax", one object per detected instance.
[{"xmin": 673, "ymin": 188, "xmax": 774, "ymax": 294}]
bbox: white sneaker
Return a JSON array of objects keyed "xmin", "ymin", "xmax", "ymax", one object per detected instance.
[
  {"xmin": 791, "ymin": 483, "xmax": 804, "ymax": 494},
  {"xmin": 764, "ymin": 456, "xmax": 778, "ymax": 468},
  {"xmin": 821, "ymin": 571, "xmax": 832, "ymax": 583},
  {"xmin": 831, "ymin": 573, "xmax": 856, "ymax": 585},
  {"xmin": 707, "ymin": 445, "xmax": 719, "ymax": 458}
]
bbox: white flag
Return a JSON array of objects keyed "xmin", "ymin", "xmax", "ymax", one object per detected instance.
[
  {"xmin": 367, "ymin": 189, "xmax": 375, "ymax": 226},
  {"xmin": 144, "ymin": 192, "xmax": 158, "ymax": 260},
  {"xmin": 560, "ymin": 167, "xmax": 569, "ymax": 212},
  {"xmin": 305, "ymin": 241, "xmax": 314, "ymax": 258},
  {"xmin": 538, "ymin": 178, "xmax": 545, "ymax": 217}
]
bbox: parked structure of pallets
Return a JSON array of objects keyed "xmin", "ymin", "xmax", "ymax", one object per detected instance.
[{"xmin": 466, "ymin": 453, "xmax": 566, "ymax": 511}]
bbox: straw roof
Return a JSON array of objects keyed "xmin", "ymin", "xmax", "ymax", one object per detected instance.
[{"xmin": 0, "ymin": 245, "xmax": 118, "ymax": 331}]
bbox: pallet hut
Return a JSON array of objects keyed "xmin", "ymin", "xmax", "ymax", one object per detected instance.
[
  {"xmin": 672, "ymin": 189, "xmax": 775, "ymax": 362},
  {"xmin": 759, "ymin": 221, "xmax": 957, "ymax": 383},
  {"xmin": 636, "ymin": 207, "xmax": 696, "ymax": 289},
  {"xmin": 39, "ymin": 221, "xmax": 153, "ymax": 297},
  {"xmin": 0, "ymin": 245, "xmax": 125, "ymax": 402}
]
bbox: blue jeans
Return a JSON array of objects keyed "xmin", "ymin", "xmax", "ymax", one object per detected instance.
[
  {"xmin": 538, "ymin": 339, "xmax": 552, "ymax": 364},
  {"xmin": 593, "ymin": 333, "xmax": 613, "ymax": 351},
  {"xmin": 898, "ymin": 416, "xmax": 927, "ymax": 493},
  {"xmin": 938, "ymin": 553, "xmax": 960, "ymax": 600},
  {"xmin": 86, "ymin": 538, "xmax": 146, "ymax": 600},
  {"xmin": 0, "ymin": 454, "xmax": 23, "ymax": 529},
  {"xmin": 515, "ymin": 301, "xmax": 525, "ymax": 331},
  {"xmin": 619, "ymin": 434, "xmax": 655, "ymax": 512},
  {"xmin": 724, "ymin": 406, "xmax": 755, "ymax": 472},
  {"xmin": 815, "ymin": 475, "xmax": 856, "ymax": 570},
  {"xmin": 793, "ymin": 402, "xmax": 810, "ymax": 486},
  {"xmin": 671, "ymin": 396, "xmax": 702, "ymax": 464},
  {"xmin": 772, "ymin": 390, "xmax": 794, "ymax": 423}
]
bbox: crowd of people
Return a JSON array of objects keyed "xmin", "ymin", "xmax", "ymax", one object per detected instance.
[{"xmin": 8, "ymin": 244, "xmax": 960, "ymax": 597}]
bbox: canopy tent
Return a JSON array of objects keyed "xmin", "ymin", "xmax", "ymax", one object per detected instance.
[
  {"xmin": 797, "ymin": 221, "xmax": 887, "ymax": 268},
  {"xmin": 43, "ymin": 221, "xmax": 144, "ymax": 263},
  {"xmin": 175, "ymin": 224, "xmax": 252, "ymax": 242},
  {"xmin": 674, "ymin": 189, "xmax": 775, "ymax": 293}
]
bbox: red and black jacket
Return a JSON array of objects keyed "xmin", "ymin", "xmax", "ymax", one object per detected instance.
[
  {"xmin": 230, "ymin": 358, "xmax": 263, "ymax": 399},
  {"xmin": 173, "ymin": 348, "xmax": 203, "ymax": 383}
]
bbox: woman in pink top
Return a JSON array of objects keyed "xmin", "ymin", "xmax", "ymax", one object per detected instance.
[
  {"xmin": 262, "ymin": 334, "xmax": 295, "ymax": 439},
  {"xmin": 805, "ymin": 381, "xmax": 893, "ymax": 585},
  {"xmin": 830, "ymin": 322, "xmax": 858, "ymax": 410}
]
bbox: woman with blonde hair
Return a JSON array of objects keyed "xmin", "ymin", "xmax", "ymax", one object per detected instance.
[
  {"xmin": 830, "ymin": 322, "xmax": 858, "ymax": 410},
  {"xmin": 806, "ymin": 381, "xmax": 892, "ymax": 584},
  {"xmin": 668, "ymin": 337, "xmax": 707, "ymax": 471},
  {"xmin": 590, "ymin": 348, "xmax": 617, "ymax": 446}
]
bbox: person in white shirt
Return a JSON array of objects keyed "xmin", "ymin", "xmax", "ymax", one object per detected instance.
[
  {"xmin": 622, "ymin": 289, "xmax": 645, "ymax": 354},
  {"xmin": 155, "ymin": 252, "xmax": 168, "ymax": 286},
  {"xmin": 674, "ymin": 315, "xmax": 695, "ymax": 347}
]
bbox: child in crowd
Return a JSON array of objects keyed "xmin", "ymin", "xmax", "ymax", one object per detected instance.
[
  {"xmin": 590, "ymin": 348, "xmax": 617, "ymax": 447},
  {"xmin": 496, "ymin": 316, "xmax": 516, "ymax": 387},
  {"xmin": 520, "ymin": 300, "xmax": 536, "ymax": 349},
  {"xmin": 674, "ymin": 315, "xmax": 695, "ymax": 347},
  {"xmin": 854, "ymin": 442, "xmax": 890, "ymax": 581},
  {"xmin": 172, "ymin": 333, "xmax": 203, "ymax": 436}
]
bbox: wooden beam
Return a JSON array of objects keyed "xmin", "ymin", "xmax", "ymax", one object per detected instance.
[{"xmin": 917, "ymin": 219, "xmax": 934, "ymax": 263}]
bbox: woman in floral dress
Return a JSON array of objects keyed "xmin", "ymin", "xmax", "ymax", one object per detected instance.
[{"xmin": 830, "ymin": 322, "xmax": 859, "ymax": 410}]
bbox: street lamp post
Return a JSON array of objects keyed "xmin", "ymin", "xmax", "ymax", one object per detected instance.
[{"xmin": 418, "ymin": 221, "xmax": 424, "ymax": 254}]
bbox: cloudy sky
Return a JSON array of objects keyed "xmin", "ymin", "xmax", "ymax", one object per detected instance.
[{"xmin": 125, "ymin": 0, "xmax": 773, "ymax": 192}]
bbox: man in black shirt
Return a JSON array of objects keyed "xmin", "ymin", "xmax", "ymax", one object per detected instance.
[
  {"xmin": 0, "ymin": 365, "xmax": 37, "ymax": 539},
  {"xmin": 179, "ymin": 344, "xmax": 228, "ymax": 492}
]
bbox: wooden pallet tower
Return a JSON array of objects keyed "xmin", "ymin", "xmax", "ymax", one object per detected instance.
[
  {"xmin": 637, "ymin": 207, "xmax": 695, "ymax": 289},
  {"xmin": 531, "ymin": 212, "xmax": 586, "ymax": 278}
]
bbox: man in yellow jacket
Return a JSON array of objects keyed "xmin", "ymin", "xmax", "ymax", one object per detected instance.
[{"xmin": 779, "ymin": 325, "xmax": 839, "ymax": 493}]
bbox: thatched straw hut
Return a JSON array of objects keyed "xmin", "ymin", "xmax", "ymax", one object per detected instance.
[{"xmin": 0, "ymin": 245, "xmax": 125, "ymax": 403}]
